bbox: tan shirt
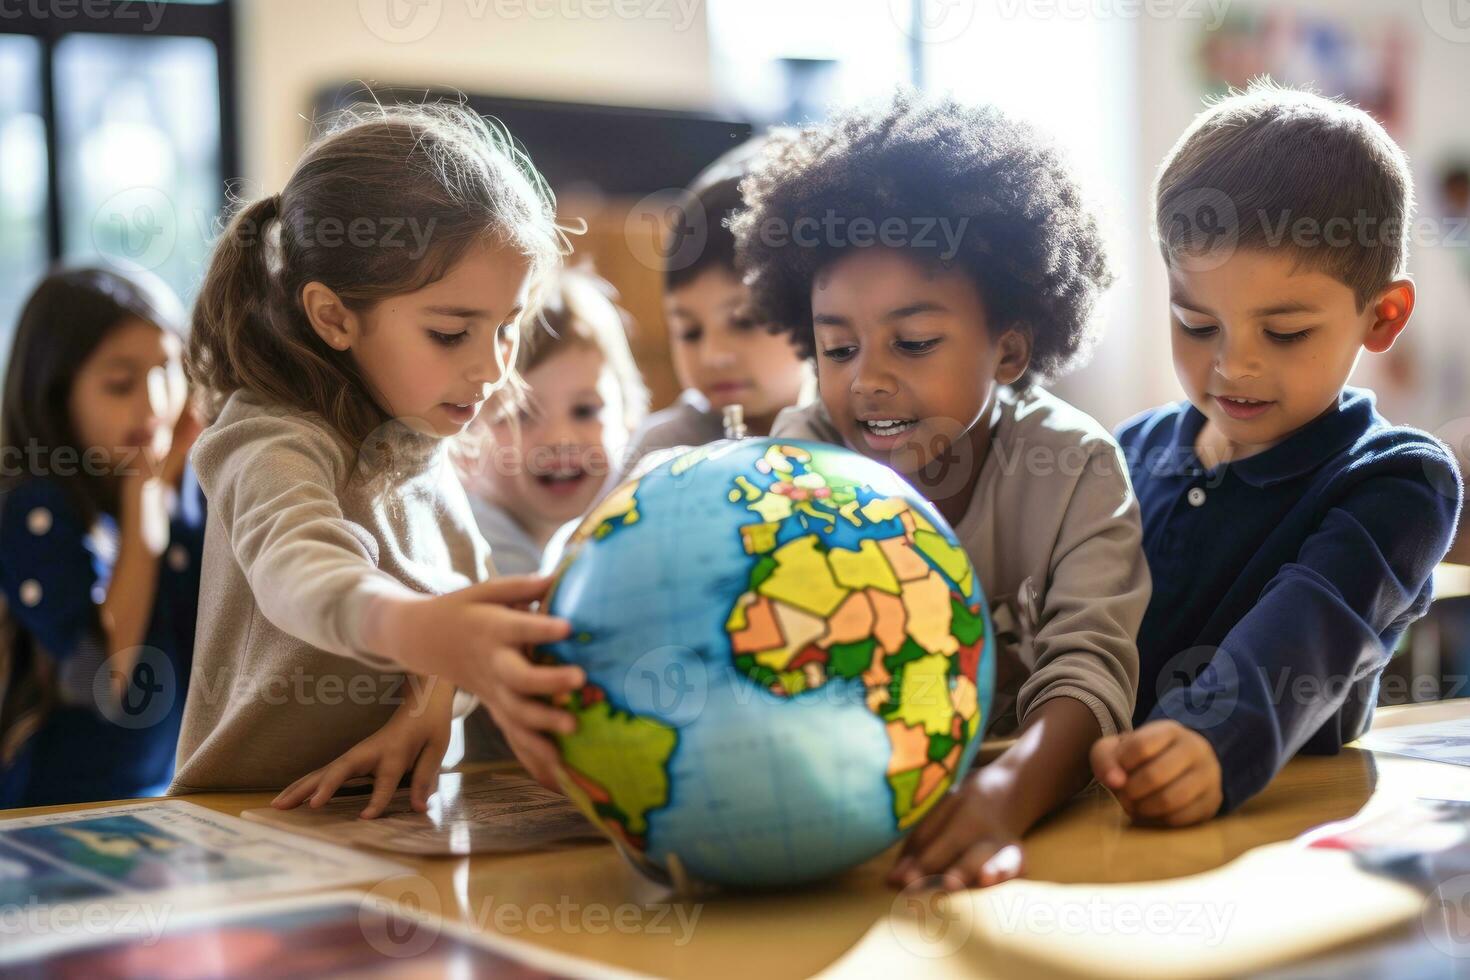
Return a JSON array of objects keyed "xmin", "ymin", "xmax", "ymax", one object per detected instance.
[
  {"xmin": 772, "ymin": 386, "xmax": 1148, "ymax": 738},
  {"xmin": 622, "ymin": 389, "xmax": 725, "ymax": 475},
  {"xmin": 171, "ymin": 392, "xmax": 492, "ymax": 793}
]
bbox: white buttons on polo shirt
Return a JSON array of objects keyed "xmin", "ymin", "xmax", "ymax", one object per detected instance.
[
  {"xmin": 26, "ymin": 507, "xmax": 51, "ymax": 535},
  {"xmin": 19, "ymin": 579, "xmax": 41, "ymax": 607},
  {"xmin": 1187, "ymin": 487, "xmax": 1207, "ymax": 507},
  {"xmin": 167, "ymin": 544, "xmax": 189, "ymax": 572}
]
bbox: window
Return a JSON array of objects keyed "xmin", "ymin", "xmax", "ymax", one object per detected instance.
[
  {"xmin": 707, "ymin": 0, "xmax": 919, "ymax": 125},
  {"xmin": 0, "ymin": 1, "xmax": 236, "ymax": 354},
  {"xmin": 0, "ymin": 35, "xmax": 49, "ymax": 346}
]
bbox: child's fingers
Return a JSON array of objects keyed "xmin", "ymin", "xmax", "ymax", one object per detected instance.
[
  {"xmin": 1116, "ymin": 723, "xmax": 1178, "ymax": 770},
  {"xmin": 489, "ymin": 608, "xmax": 574, "ymax": 648},
  {"xmin": 1160, "ymin": 789, "xmax": 1221, "ymax": 827},
  {"xmin": 463, "ymin": 574, "xmax": 555, "ymax": 606},
  {"xmin": 1120, "ymin": 742, "xmax": 1195, "ymax": 802},
  {"xmin": 493, "ymin": 650, "xmax": 585, "ymax": 696},
  {"xmin": 360, "ymin": 761, "xmax": 405, "ymax": 819},
  {"xmin": 309, "ymin": 754, "xmax": 368, "ymax": 808},
  {"xmin": 409, "ymin": 742, "xmax": 443, "ymax": 813},
  {"xmin": 503, "ymin": 726, "xmax": 562, "ymax": 789},
  {"xmin": 898, "ymin": 792, "xmax": 962, "ymax": 857},
  {"xmin": 272, "ymin": 771, "xmax": 323, "ymax": 810},
  {"xmin": 1132, "ymin": 768, "xmax": 1212, "ymax": 821},
  {"xmin": 494, "ymin": 688, "xmax": 577, "ymax": 735},
  {"xmin": 908, "ymin": 813, "xmax": 985, "ymax": 883},
  {"xmin": 940, "ymin": 841, "xmax": 1024, "ymax": 891},
  {"xmin": 1089, "ymin": 735, "xmax": 1127, "ymax": 790}
]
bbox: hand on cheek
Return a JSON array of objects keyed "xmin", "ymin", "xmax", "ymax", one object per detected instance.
[{"xmin": 1090, "ymin": 720, "xmax": 1223, "ymax": 827}]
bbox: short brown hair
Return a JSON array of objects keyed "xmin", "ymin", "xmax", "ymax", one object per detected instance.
[
  {"xmin": 1155, "ymin": 81, "xmax": 1413, "ymax": 308},
  {"xmin": 188, "ymin": 102, "xmax": 563, "ymax": 448}
]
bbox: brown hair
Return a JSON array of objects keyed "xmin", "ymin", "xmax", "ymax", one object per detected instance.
[
  {"xmin": 187, "ymin": 103, "xmax": 563, "ymax": 447},
  {"xmin": 1155, "ymin": 80, "xmax": 1413, "ymax": 309}
]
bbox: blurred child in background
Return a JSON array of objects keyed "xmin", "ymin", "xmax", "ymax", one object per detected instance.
[
  {"xmin": 625, "ymin": 140, "xmax": 809, "ymax": 467},
  {"xmin": 0, "ymin": 267, "xmax": 203, "ymax": 807},
  {"xmin": 456, "ymin": 265, "xmax": 648, "ymax": 759},
  {"xmin": 460, "ymin": 266, "xmax": 648, "ymax": 575}
]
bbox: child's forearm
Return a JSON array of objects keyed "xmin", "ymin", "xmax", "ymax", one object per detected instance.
[
  {"xmin": 98, "ymin": 475, "xmax": 167, "ymax": 689},
  {"xmin": 980, "ymin": 696, "xmax": 1102, "ymax": 836}
]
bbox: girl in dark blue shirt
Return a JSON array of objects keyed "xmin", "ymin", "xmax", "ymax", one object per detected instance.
[{"xmin": 0, "ymin": 267, "xmax": 204, "ymax": 807}]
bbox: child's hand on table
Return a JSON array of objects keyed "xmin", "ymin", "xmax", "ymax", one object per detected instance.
[
  {"xmin": 887, "ymin": 771, "xmax": 1026, "ymax": 891},
  {"xmin": 1090, "ymin": 719, "xmax": 1223, "ymax": 827},
  {"xmin": 272, "ymin": 673, "xmax": 457, "ymax": 818}
]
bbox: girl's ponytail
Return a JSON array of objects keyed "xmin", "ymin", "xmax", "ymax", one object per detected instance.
[{"xmin": 187, "ymin": 193, "xmax": 283, "ymax": 422}]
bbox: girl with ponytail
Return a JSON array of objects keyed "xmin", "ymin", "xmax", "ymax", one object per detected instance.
[{"xmin": 174, "ymin": 104, "xmax": 581, "ymax": 815}]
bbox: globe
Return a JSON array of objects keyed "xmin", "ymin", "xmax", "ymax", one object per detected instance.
[{"xmin": 540, "ymin": 438, "xmax": 994, "ymax": 889}]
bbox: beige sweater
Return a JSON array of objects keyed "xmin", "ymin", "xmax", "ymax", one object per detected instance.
[
  {"xmin": 171, "ymin": 392, "xmax": 492, "ymax": 792},
  {"xmin": 772, "ymin": 386, "xmax": 1149, "ymax": 738}
]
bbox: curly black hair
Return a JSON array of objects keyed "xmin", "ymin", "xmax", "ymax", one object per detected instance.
[{"xmin": 732, "ymin": 89, "xmax": 1113, "ymax": 386}]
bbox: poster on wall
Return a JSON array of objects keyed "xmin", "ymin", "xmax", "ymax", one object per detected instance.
[{"xmin": 1197, "ymin": 7, "xmax": 1410, "ymax": 137}]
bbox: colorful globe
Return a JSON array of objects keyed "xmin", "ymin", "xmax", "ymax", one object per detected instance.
[{"xmin": 540, "ymin": 438, "xmax": 994, "ymax": 889}]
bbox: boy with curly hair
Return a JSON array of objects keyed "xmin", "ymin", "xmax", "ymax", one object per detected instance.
[
  {"xmin": 1095, "ymin": 85, "xmax": 1462, "ymax": 825},
  {"xmin": 734, "ymin": 90, "xmax": 1150, "ymax": 890}
]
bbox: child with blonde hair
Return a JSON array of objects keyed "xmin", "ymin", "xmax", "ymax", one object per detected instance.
[{"xmin": 457, "ymin": 265, "xmax": 648, "ymax": 759}]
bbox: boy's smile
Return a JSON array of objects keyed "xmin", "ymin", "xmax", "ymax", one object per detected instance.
[{"xmin": 1167, "ymin": 249, "xmax": 1411, "ymax": 464}]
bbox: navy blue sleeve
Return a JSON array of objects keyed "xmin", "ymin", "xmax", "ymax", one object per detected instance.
[
  {"xmin": 1150, "ymin": 441, "xmax": 1464, "ymax": 813},
  {"xmin": 0, "ymin": 480, "xmax": 109, "ymax": 702}
]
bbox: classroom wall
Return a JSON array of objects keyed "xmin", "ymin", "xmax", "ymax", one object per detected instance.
[
  {"xmin": 235, "ymin": 0, "xmax": 715, "ymax": 191},
  {"xmin": 230, "ymin": 1, "xmax": 1470, "ymax": 430}
]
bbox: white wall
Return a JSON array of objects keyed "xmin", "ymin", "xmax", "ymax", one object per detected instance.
[
  {"xmin": 229, "ymin": 0, "xmax": 1470, "ymax": 431},
  {"xmin": 1128, "ymin": 0, "xmax": 1470, "ymax": 431},
  {"xmin": 234, "ymin": 0, "xmax": 715, "ymax": 190}
]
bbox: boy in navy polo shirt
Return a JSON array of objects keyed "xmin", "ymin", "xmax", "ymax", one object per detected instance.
[{"xmin": 1091, "ymin": 82, "xmax": 1463, "ymax": 824}]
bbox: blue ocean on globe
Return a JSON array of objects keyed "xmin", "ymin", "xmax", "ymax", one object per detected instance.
[{"xmin": 541, "ymin": 438, "xmax": 995, "ymax": 889}]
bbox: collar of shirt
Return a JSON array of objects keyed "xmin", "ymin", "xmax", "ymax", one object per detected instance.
[{"xmin": 1154, "ymin": 388, "xmax": 1380, "ymax": 489}]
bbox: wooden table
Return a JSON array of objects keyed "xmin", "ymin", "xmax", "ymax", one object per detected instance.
[{"xmin": 8, "ymin": 699, "xmax": 1470, "ymax": 978}]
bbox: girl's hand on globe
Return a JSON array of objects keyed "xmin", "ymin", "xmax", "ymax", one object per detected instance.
[
  {"xmin": 364, "ymin": 575, "xmax": 580, "ymax": 709},
  {"xmin": 497, "ymin": 718, "xmax": 565, "ymax": 790},
  {"xmin": 886, "ymin": 773, "xmax": 1026, "ymax": 891}
]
